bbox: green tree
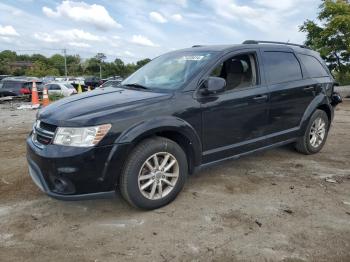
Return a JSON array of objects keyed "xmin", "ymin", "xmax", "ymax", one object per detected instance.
[
  {"xmin": 300, "ymin": 0, "xmax": 350, "ymax": 84},
  {"xmin": 135, "ymin": 58, "xmax": 151, "ymax": 70},
  {"xmin": 25, "ymin": 61, "xmax": 59, "ymax": 77}
]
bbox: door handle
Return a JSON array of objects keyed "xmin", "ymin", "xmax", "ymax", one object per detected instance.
[
  {"xmin": 253, "ymin": 94, "xmax": 268, "ymax": 101},
  {"xmin": 303, "ymin": 86, "xmax": 315, "ymax": 91}
]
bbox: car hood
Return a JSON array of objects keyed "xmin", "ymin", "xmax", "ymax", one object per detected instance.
[{"xmin": 38, "ymin": 87, "xmax": 171, "ymax": 126}]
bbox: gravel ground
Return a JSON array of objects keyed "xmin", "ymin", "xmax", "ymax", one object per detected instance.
[{"xmin": 0, "ymin": 100, "xmax": 349, "ymax": 262}]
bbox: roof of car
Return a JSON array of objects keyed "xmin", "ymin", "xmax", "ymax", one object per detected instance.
[
  {"xmin": 179, "ymin": 42, "xmax": 319, "ymax": 56},
  {"xmin": 46, "ymin": 81, "xmax": 71, "ymax": 84}
]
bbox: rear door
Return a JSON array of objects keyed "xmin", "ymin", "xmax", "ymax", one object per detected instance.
[{"xmin": 261, "ymin": 48, "xmax": 316, "ymax": 141}]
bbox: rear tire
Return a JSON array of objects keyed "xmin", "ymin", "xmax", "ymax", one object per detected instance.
[
  {"xmin": 295, "ymin": 109, "xmax": 329, "ymax": 155},
  {"xmin": 119, "ymin": 137, "xmax": 188, "ymax": 209}
]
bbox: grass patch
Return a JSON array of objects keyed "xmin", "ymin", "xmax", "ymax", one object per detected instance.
[{"xmin": 49, "ymin": 94, "xmax": 65, "ymax": 101}]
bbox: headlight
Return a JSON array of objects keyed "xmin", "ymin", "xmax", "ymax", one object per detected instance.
[{"xmin": 53, "ymin": 124, "xmax": 111, "ymax": 147}]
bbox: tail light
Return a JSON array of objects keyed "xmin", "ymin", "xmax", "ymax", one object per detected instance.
[{"xmin": 20, "ymin": 87, "xmax": 31, "ymax": 94}]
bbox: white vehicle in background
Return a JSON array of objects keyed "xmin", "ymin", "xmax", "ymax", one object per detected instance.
[
  {"xmin": 44, "ymin": 82, "xmax": 77, "ymax": 97},
  {"xmin": 54, "ymin": 77, "xmax": 85, "ymax": 86}
]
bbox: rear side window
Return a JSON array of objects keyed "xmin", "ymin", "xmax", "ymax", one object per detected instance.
[
  {"xmin": 298, "ymin": 54, "xmax": 329, "ymax": 78},
  {"xmin": 263, "ymin": 51, "xmax": 302, "ymax": 85},
  {"xmin": 2, "ymin": 81, "xmax": 22, "ymax": 89}
]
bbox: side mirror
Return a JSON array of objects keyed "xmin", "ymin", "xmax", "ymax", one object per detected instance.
[{"xmin": 201, "ymin": 77, "xmax": 226, "ymax": 95}]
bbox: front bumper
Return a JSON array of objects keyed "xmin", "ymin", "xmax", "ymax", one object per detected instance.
[
  {"xmin": 27, "ymin": 158, "xmax": 115, "ymax": 200},
  {"xmin": 26, "ymin": 135, "xmax": 130, "ymax": 200}
]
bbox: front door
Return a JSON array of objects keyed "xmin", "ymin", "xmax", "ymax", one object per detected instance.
[{"xmin": 199, "ymin": 50, "xmax": 270, "ymax": 163}]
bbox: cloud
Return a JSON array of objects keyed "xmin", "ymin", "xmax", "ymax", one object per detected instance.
[
  {"xmin": 0, "ymin": 25, "xmax": 19, "ymax": 36},
  {"xmin": 34, "ymin": 33, "xmax": 58, "ymax": 43},
  {"xmin": 253, "ymin": 0, "xmax": 298, "ymax": 10},
  {"xmin": 0, "ymin": 36, "xmax": 12, "ymax": 43},
  {"xmin": 68, "ymin": 42, "xmax": 91, "ymax": 48},
  {"xmin": 124, "ymin": 51, "xmax": 135, "ymax": 57},
  {"xmin": 174, "ymin": 0, "xmax": 187, "ymax": 8},
  {"xmin": 170, "ymin": 14, "xmax": 183, "ymax": 21},
  {"xmin": 56, "ymin": 29, "xmax": 100, "ymax": 41},
  {"xmin": 42, "ymin": 1, "xmax": 122, "ymax": 30},
  {"xmin": 203, "ymin": 0, "xmax": 305, "ymax": 40},
  {"xmin": 34, "ymin": 29, "xmax": 101, "ymax": 45},
  {"xmin": 131, "ymin": 34, "xmax": 159, "ymax": 47},
  {"xmin": 149, "ymin": 11, "xmax": 167, "ymax": 23}
]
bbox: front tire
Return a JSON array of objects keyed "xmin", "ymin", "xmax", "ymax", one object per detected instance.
[
  {"xmin": 295, "ymin": 109, "xmax": 329, "ymax": 155},
  {"xmin": 119, "ymin": 137, "xmax": 188, "ymax": 209}
]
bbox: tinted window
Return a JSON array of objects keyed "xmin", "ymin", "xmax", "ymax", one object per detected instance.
[
  {"xmin": 299, "ymin": 54, "xmax": 328, "ymax": 78},
  {"xmin": 2, "ymin": 81, "xmax": 23, "ymax": 89},
  {"xmin": 210, "ymin": 53, "xmax": 258, "ymax": 91},
  {"xmin": 263, "ymin": 52, "xmax": 302, "ymax": 84}
]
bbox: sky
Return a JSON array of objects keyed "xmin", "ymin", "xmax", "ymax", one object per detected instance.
[{"xmin": 0, "ymin": 0, "xmax": 320, "ymax": 62}]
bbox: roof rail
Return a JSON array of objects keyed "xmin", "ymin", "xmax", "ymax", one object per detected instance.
[
  {"xmin": 242, "ymin": 40, "xmax": 311, "ymax": 49},
  {"xmin": 192, "ymin": 45, "xmax": 203, "ymax": 48}
]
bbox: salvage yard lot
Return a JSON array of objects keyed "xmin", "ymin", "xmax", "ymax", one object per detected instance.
[{"xmin": 0, "ymin": 101, "xmax": 350, "ymax": 262}]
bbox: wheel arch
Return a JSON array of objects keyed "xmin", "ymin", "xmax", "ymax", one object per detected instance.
[
  {"xmin": 115, "ymin": 116, "xmax": 202, "ymax": 174},
  {"xmin": 299, "ymin": 94, "xmax": 333, "ymax": 135}
]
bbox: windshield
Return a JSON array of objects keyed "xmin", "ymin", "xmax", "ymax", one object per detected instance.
[{"xmin": 122, "ymin": 51, "xmax": 216, "ymax": 90}]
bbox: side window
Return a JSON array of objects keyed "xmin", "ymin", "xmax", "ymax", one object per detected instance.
[
  {"xmin": 52, "ymin": 84, "xmax": 61, "ymax": 90},
  {"xmin": 263, "ymin": 51, "xmax": 302, "ymax": 85},
  {"xmin": 299, "ymin": 54, "xmax": 329, "ymax": 78},
  {"xmin": 210, "ymin": 53, "xmax": 258, "ymax": 91}
]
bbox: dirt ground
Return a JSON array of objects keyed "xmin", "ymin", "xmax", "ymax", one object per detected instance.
[{"xmin": 0, "ymin": 100, "xmax": 349, "ymax": 262}]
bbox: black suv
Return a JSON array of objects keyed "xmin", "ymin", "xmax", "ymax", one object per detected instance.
[
  {"xmin": 27, "ymin": 41, "xmax": 342, "ymax": 209},
  {"xmin": 0, "ymin": 78, "xmax": 43, "ymax": 97}
]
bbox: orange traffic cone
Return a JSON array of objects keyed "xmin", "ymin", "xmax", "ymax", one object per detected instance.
[
  {"xmin": 31, "ymin": 81, "xmax": 40, "ymax": 106},
  {"xmin": 42, "ymin": 87, "xmax": 50, "ymax": 107}
]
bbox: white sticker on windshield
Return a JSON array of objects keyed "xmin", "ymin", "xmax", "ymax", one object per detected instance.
[{"xmin": 182, "ymin": 56, "xmax": 204, "ymax": 61}]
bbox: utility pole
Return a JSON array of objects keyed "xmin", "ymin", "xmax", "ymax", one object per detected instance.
[
  {"xmin": 99, "ymin": 64, "xmax": 102, "ymax": 79},
  {"xmin": 63, "ymin": 48, "xmax": 67, "ymax": 77}
]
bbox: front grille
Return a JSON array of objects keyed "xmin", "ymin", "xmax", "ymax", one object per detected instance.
[
  {"xmin": 39, "ymin": 121, "xmax": 57, "ymax": 132},
  {"xmin": 32, "ymin": 120, "xmax": 57, "ymax": 147}
]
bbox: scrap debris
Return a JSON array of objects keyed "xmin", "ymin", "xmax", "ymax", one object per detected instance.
[{"xmin": 325, "ymin": 177, "xmax": 337, "ymax": 183}]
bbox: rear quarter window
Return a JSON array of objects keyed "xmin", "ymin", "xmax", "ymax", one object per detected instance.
[
  {"xmin": 263, "ymin": 51, "xmax": 302, "ymax": 85},
  {"xmin": 298, "ymin": 54, "xmax": 329, "ymax": 78}
]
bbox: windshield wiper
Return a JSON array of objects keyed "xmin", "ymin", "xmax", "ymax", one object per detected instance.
[{"xmin": 124, "ymin": 83, "xmax": 149, "ymax": 90}]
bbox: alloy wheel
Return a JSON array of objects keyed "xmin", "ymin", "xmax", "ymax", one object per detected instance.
[
  {"xmin": 309, "ymin": 117, "xmax": 326, "ymax": 148},
  {"xmin": 138, "ymin": 152, "xmax": 179, "ymax": 200}
]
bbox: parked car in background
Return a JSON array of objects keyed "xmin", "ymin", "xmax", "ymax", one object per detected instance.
[
  {"xmin": 99, "ymin": 79, "xmax": 122, "ymax": 88},
  {"xmin": 41, "ymin": 76, "xmax": 56, "ymax": 84},
  {"xmin": 0, "ymin": 78, "xmax": 43, "ymax": 97},
  {"xmin": 101, "ymin": 76, "xmax": 123, "ymax": 84},
  {"xmin": 0, "ymin": 75, "xmax": 12, "ymax": 81},
  {"xmin": 84, "ymin": 76, "xmax": 101, "ymax": 88},
  {"xmin": 66, "ymin": 77, "xmax": 85, "ymax": 86},
  {"xmin": 44, "ymin": 82, "xmax": 77, "ymax": 97}
]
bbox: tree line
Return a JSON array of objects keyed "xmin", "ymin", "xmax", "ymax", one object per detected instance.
[
  {"xmin": 0, "ymin": 50, "xmax": 151, "ymax": 79},
  {"xmin": 300, "ymin": 0, "xmax": 350, "ymax": 85}
]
